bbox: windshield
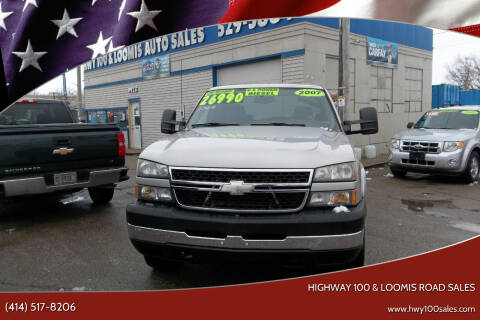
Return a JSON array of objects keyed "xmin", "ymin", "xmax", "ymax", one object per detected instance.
[
  {"xmin": 414, "ymin": 109, "xmax": 479, "ymax": 130},
  {"xmin": 0, "ymin": 102, "xmax": 73, "ymax": 125},
  {"xmin": 187, "ymin": 87, "xmax": 339, "ymax": 131}
]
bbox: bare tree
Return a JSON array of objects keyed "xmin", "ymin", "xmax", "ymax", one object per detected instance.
[{"xmin": 446, "ymin": 55, "xmax": 480, "ymax": 90}]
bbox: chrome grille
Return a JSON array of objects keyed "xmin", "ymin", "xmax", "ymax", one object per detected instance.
[
  {"xmin": 402, "ymin": 159, "xmax": 435, "ymax": 166},
  {"xmin": 174, "ymin": 189, "xmax": 307, "ymax": 211},
  {"xmin": 171, "ymin": 169, "xmax": 310, "ymax": 184},
  {"xmin": 401, "ymin": 141, "xmax": 441, "ymax": 153},
  {"xmin": 170, "ymin": 167, "xmax": 312, "ymax": 213}
]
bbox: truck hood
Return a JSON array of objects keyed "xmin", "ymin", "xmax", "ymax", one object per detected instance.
[
  {"xmin": 140, "ymin": 126, "xmax": 355, "ymax": 169},
  {"xmin": 393, "ymin": 128, "xmax": 476, "ymax": 142}
]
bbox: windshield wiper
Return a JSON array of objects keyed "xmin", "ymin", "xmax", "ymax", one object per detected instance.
[
  {"xmin": 191, "ymin": 122, "xmax": 240, "ymax": 128},
  {"xmin": 251, "ymin": 122, "xmax": 306, "ymax": 127}
]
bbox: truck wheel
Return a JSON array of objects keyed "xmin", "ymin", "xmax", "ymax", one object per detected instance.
[
  {"xmin": 144, "ymin": 255, "xmax": 178, "ymax": 271},
  {"xmin": 390, "ymin": 168, "xmax": 407, "ymax": 177},
  {"xmin": 88, "ymin": 184, "xmax": 115, "ymax": 204},
  {"xmin": 462, "ymin": 152, "xmax": 480, "ymax": 183}
]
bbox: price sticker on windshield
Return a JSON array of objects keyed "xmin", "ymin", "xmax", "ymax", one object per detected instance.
[
  {"xmin": 461, "ymin": 110, "xmax": 478, "ymax": 115},
  {"xmin": 426, "ymin": 111, "xmax": 440, "ymax": 116},
  {"xmin": 199, "ymin": 91, "xmax": 244, "ymax": 106},
  {"xmin": 295, "ymin": 89, "xmax": 325, "ymax": 97},
  {"xmin": 245, "ymin": 88, "xmax": 279, "ymax": 96}
]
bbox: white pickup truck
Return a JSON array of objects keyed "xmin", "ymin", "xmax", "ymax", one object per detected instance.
[{"xmin": 126, "ymin": 84, "xmax": 378, "ymax": 269}]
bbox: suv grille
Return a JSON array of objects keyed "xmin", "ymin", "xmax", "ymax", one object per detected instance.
[
  {"xmin": 174, "ymin": 189, "xmax": 307, "ymax": 212},
  {"xmin": 170, "ymin": 168, "xmax": 312, "ymax": 213},
  {"xmin": 400, "ymin": 141, "xmax": 440, "ymax": 153},
  {"xmin": 171, "ymin": 169, "xmax": 310, "ymax": 184},
  {"xmin": 402, "ymin": 159, "xmax": 435, "ymax": 166}
]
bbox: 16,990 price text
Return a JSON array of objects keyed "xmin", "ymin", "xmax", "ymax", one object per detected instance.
[{"xmin": 5, "ymin": 302, "xmax": 77, "ymax": 313}]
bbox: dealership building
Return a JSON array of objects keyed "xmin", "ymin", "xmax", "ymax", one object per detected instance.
[{"xmin": 83, "ymin": 17, "xmax": 433, "ymax": 154}]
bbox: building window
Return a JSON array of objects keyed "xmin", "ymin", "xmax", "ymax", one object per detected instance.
[
  {"xmin": 405, "ymin": 67, "xmax": 423, "ymax": 112},
  {"xmin": 107, "ymin": 110, "xmax": 128, "ymax": 127},
  {"xmin": 370, "ymin": 65, "xmax": 393, "ymax": 113}
]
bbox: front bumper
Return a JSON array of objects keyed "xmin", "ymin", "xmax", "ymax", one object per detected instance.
[
  {"xmin": 388, "ymin": 148, "xmax": 466, "ymax": 174},
  {"xmin": 0, "ymin": 167, "xmax": 129, "ymax": 198},
  {"xmin": 126, "ymin": 199, "xmax": 366, "ymax": 254}
]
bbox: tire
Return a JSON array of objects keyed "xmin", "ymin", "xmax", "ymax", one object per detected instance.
[
  {"xmin": 390, "ymin": 168, "xmax": 407, "ymax": 177},
  {"xmin": 144, "ymin": 255, "xmax": 179, "ymax": 271},
  {"xmin": 88, "ymin": 184, "xmax": 115, "ymax": 204},
  {"xmin": 462, "ymin": 151, "xmax": 480, "ymax": 184}
]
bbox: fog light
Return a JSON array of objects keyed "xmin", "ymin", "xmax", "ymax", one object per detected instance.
[
  {"xmin": 448, "ymin": 159, "xmax": 458, "ymax": 167},
  {"xmin": 309, "ymin": 190, "xmax": 356, "ymax": 207},
  {"xmin": 137, "ymin": 185, "xmax": 172, "ymax": 202}
]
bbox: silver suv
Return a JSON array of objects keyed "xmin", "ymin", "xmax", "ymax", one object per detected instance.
[
  {"xmin": 126, "ymin": 84, "xmax": 378, "ymax": 269},
  {"xmin": 388, "ymin": 106, "xmax": 480, "ymax": 183}
]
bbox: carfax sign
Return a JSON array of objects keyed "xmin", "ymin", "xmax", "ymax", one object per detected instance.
[
  {"xmin": 142, "ymin": 54, "xmax": 170, "ymax": 79},
  {"xmin": 367, "ymin": 37, "xmax": 398, "ymax": 68}
]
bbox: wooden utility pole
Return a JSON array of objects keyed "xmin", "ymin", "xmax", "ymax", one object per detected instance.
[{"xmin": 338, "ymin": 18, "xmax": 350, "ymax": 121}]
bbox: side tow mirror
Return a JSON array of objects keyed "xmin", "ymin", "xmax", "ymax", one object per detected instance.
[
  {"xmin": 343, "ymin": 107, "xmax": 378, "ymax": 135},
  {"xmin": 407, "ymin": 122, "xmax": 414, "ymax": 129},
  {"xmin": 359, "ymin": 107, "xmax": 378, "ymax": 135},
  {"xmin": 161, "ymin": 109, "xmax": 177, "ymax": 134}
]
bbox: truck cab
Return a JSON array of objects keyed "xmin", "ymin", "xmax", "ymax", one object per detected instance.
[{"xmin": 126, "ymin": 84, "xmax": 378, "ymax": 269}]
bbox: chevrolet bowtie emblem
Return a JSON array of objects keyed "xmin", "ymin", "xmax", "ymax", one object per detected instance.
[
  {"xmin": 52, "ymin": 147, "xmax": 74, "ymax": 156},
  {"xmin": 220, "ymin": 180, "xmax": 254, "ymax": 196}
]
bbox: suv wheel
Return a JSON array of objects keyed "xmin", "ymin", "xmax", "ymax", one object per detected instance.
[
  {"xmin": 88, "ymin": 184, "xmax": 115, "ymax": 204},
  {"xmin": 463, "ymin": 152, "xmax": 480, "ymax": 183},
  {"xmin": 390, "ymin": 168, "xmax": 407, "ymax": 177}
]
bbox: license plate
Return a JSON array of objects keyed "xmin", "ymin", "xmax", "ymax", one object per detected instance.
[
  {"xmin": 54, "ymin": 172, "xmax": 77, "ymax": 186},
  {"xmin": 409, "ymin": 152, "xmax": 426, "ymax": 161}
]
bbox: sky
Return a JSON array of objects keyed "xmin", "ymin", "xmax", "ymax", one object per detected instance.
[
  {"xmin": 32, "ymin": 22, "xmax": 480, "ymax": 95},
  {"xmin": 431, "ymin": 28, "xmax": 480, "ymax": 85}
]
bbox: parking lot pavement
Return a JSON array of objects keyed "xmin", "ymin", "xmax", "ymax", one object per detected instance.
[{"xmin": 1, "ymin": 156, "xmax": 479, "ymax": 291}]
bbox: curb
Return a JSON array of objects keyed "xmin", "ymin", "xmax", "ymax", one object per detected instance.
[{"xmin": 362, "ymin": 160, "xmax": 388, "ymax": 169}]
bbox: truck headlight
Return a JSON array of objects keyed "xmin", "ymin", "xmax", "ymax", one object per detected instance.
[
  {"xmin": 136, "ymin": 185, "xmax": 172, "ymax": 202},
  {"xmin": 137, "ymin": 159, "xmax": 169, "ymax": 178},
  {"xmin": 390, "ymin": 139, "xmax": 400, "ymax": 150},
  {"xmin": 443, "ymin": 141, "xmax": 464, "ymax": 152},
  {"xmin": 313, "ymin": 162, "xmax": 357, "ymax": 182},
  {"xmin": 308, "ymin": 190, "xmax": 357, "ymax": 207}
]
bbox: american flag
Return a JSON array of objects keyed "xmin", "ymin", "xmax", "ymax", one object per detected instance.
[
  {"xmin": 0, "ymin": 0, "xmax": 478, "ymax": 112},
  {"xmin": 0, "ymin": 0, "xmax": 340, "ymax": 111}
]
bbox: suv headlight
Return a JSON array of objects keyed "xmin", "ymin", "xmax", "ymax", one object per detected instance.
[
  {"xmin": 390, "ymin": 139, "xmax": 400, "ymax": 150},
  {"xmin": 137, "ymin": 159, "xmax": 169, "ymax": 178},
  {"xmin": 313, "ymin": 162, "xmax": 357, "ymax": 182},
  {"xmin": 443, "ymin": 141, "xmax": 464, "ymax": 152}
]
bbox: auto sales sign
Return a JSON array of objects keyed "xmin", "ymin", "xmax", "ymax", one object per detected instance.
[{"xmin": 367, "ymin": 37, "xmax": 398, "ymax": 68}]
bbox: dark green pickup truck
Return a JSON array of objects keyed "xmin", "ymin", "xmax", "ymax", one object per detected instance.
[{"xmin": 0, "ymin": 99, "xmax": 129, "ymax": 203}]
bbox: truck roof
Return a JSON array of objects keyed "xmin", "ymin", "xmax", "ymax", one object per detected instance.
[
  {"xmin": 15, "ymin": 98, "xmax": 67, "ymax": 104},
  {"xmin": 210, "ymin": 84, "xmax": 326, "ymax": 90}
]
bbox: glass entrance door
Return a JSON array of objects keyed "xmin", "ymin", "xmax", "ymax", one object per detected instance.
[{"xmin": 129, "ymin": 100, "xmax": 142, "ymax": 149}]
